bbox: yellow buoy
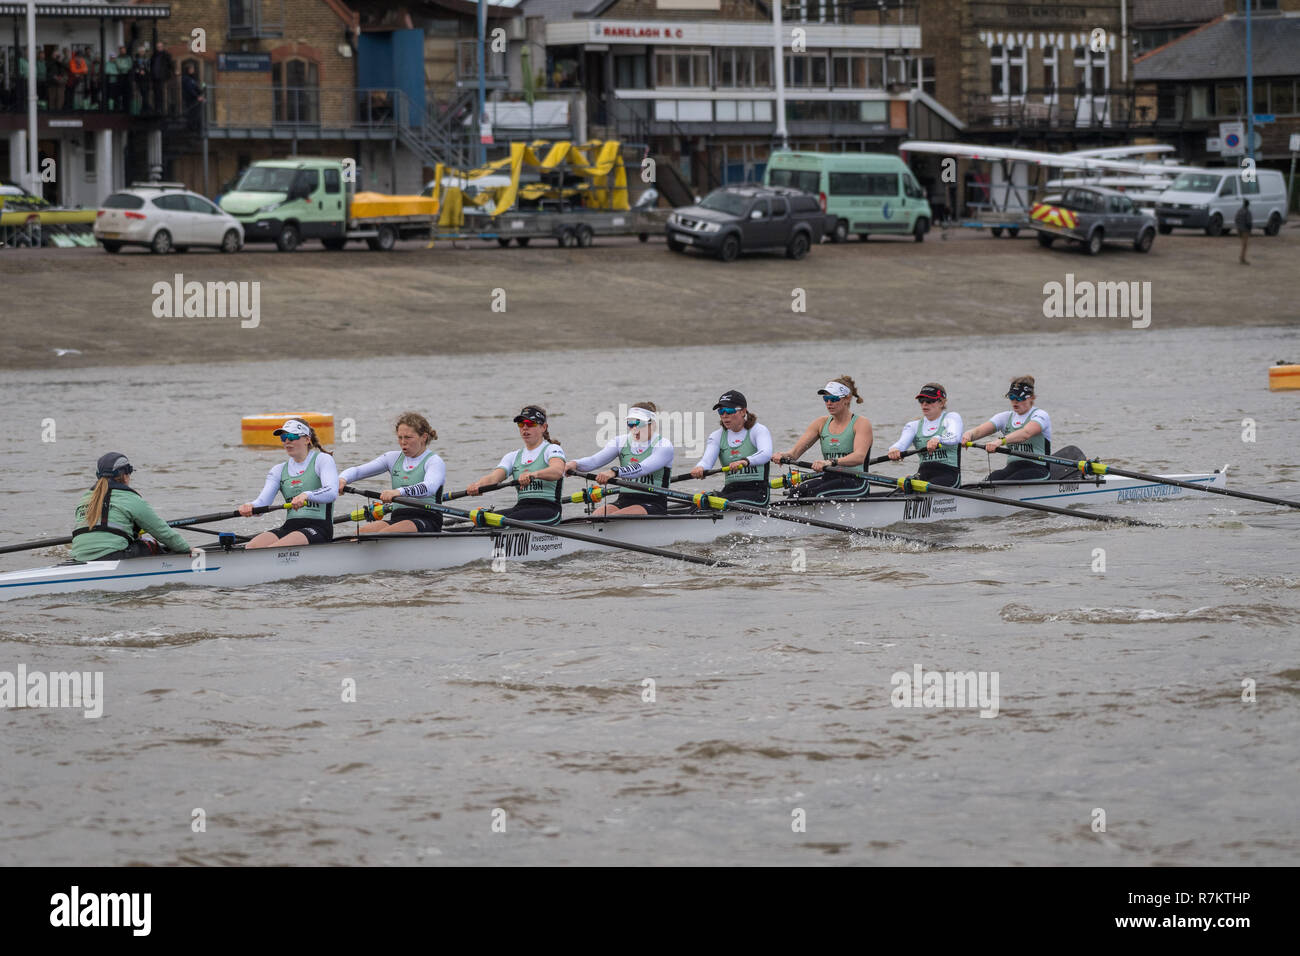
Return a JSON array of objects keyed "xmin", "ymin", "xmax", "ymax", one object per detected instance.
[
  {"xmin": 241, "ymin": 413, "xmax": 335, "ymax": 446},
  {"xmin": 1268, "ymin": 364, "xmax": 1300, "ymax": 392}
]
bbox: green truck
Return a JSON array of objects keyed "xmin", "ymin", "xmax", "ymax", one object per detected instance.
[
  {"xmin": 765, "ymin": 151, "xmax": 933, "ymax": 242},
  {"xmin": 218, "ymin": 158, "xmax": 436, "ymax": 251}
]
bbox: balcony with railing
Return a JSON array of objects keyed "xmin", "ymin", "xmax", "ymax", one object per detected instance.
[
  {"xmin": 967, "ymin": 87, "xmax": 1139, "ymax": 129},
  {"xmin": 456, "ymin": 40, "xmax": 508, "ymax": 89},
  {"xmin": 197, "ymin": 86, "xmax": 404, "ymax": 137}
]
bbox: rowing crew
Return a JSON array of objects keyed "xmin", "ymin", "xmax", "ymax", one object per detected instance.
[{"xmin": 69, "ymin": 375, "xmax": 1055, "ymax": 561}]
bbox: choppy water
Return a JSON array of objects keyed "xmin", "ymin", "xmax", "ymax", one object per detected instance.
[{"xmin": 1, "ymin": 324, "xmax": 1298, "ymax": 865}]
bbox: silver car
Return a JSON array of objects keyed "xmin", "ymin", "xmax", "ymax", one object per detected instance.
[{"xmin": 95, "ymin": 183, "xmax": 244, "ymax": 254}]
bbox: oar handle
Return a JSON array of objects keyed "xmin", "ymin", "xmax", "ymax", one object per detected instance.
[
  {"xmin": 669, "ymin": 467, "xmax": 727, "ymax": 483},
  {"xmin": 344, "ymin": 484, "xmax": 733, "ymax": 568},
  {"xmin": 445, "ymin": 478, "xmax": 518, "ymax": 500}
]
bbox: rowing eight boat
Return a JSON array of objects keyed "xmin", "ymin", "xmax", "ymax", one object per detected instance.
[{"xmin": 0, "ymin": 470, "xmax": 1227, "ymax": 601}]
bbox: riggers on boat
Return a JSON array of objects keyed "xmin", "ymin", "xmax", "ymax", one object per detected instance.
[{"xmin": 0, "ymin": 471, "xmax": 1227, "ymax": 601}]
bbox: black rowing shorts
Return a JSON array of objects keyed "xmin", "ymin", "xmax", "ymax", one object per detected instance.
[{"xmin": 271, "ymin": 517, "xmax": 333, "ymax": 543}]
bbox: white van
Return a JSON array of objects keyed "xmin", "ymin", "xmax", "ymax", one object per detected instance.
[{"xmin": 1154, "ymin": 167, "xmax": 1288, "ymax": 236}]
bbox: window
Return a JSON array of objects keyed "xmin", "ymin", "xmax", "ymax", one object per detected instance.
[
  {"xmin": 749, "ymin": 200, "xmax": 770, "ymax": 220},
  {"xmin": 152, "ymin": 194, "xmax": 189, "ymax": 211},
  {"xmin": 102, "ymin": 193, "xmax": 145, "ymax": 209},
  {"xmin": 991, "ymin": 45, "xmax": 1026, "ymax": 100},
  {"xmin": 769, "ymin": 169, "xmax": 820, "ymax": 193},
  {"xmin": 913, "ymin": 56, "xmax": 935, "ymax": 96},
  {"xmin": 1189, "ymin": 86, "xmax": 1211, "ymax": 119},
  {"xmin": 785, "ymin": 53, "xmax": 829, "ymax": 89},
  {"xmin": 324, "ymin": 168, "xmax": 340, "ymax": 194},
  {"xmin": 185, "ymin": 195, "xmax": 220, "ymax": 214},
  {"xmin": 716, "ymin": 48, "xmax": 771, "ymax": 89},
  {"xmin": 1218, "ymin": 177, "xmax": 1238, "ymax": 197},
  {"xmin": 903, "ymin": 175, "xmax": 925, "ymax": 200},
  {"xmin": 615, "ymin": 55, "xmax": 646, "ymax": 89},
  {"xmin": 829, "ymin": 172, "xmax": 898, "ymax": 196},
  {"xmin": 273, "ymin": 58, "xmax": 319, "ymax": 124},
  {"xmin": 1073, "ymin": 46, "xmax": 1108, "ymax": 97},
  {"xmin": 1042, "ymin": 46, "xmax": 1059, "ymax": 100},
  {"xmin": 1254, "ymin": 83, "xmax": 1269, "ymax": 115},
  {"xmin": 292, "ymin": 170, "xmax": 319, "ymax": 195},
  {"xmin": 83, "ymin": 131, "xmax": 95, "ymax": 177},
  {"xmin": 1107, "ymin": 195, "xmax": 1133, "ymax": 215},
  {"xmin": 1215, "ymin": 83, "xmax": 1242, "ymax": 116},
  {"xmin": 654, "ymin": 48, "xmax": 711, "ymax": 88},
  {"xmin": 1270, "ymin": 80, "xmax": 1294, "ymax": 115},
  {"xmin": 771, "ymin": 197, "xmax": 788, "ymax": 216},
  {"xmin": 1241, "ymin": 177, "xmax": 1260, "ymax": 195}
]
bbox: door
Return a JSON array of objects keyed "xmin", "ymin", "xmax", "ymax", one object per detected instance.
[
  {"xmin": 288, "ymin": 168, "xmax": 322, "ymax": 236},
  {"xmin": 321, "ymin": 166, "xmax": 345, "ymax": 236},
  {"xmin": 152, "ymin": 193, "xmax": 196, "ymax": 242},
  {"xmin": 185, "ymin": 194, "xmax": 227, "ymax": 244},
  {"xmin": 745, "ymin": 199, "xmax": 778, "ymax": 246},
  {"xmin": 1214, "ymin": 175, "xmax": 1237, "ymax": 224}
]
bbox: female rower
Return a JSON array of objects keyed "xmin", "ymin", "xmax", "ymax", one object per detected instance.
[
  {"xmin": 237, "ymin": 418, "xmax": 340, "ymax": 548},
  {"xmin": 465, "ymin": 405, "xmax": 566, "ymax": 524},
  {"xmin": 689, "ymin": 389, "xmax": 773, "ymax": 505},
  {"xmin": 337, "ymin": 412, "xmax": 446, "ymax": 533},
  {"xmin": 886, "ymin": 382, "xmax": 963, "ymax": 487},
  {"xmin": 771, "ymin": 377, "xmax": 873, "ymax": 498},
  {"xmin": 564, "ymin": 402, "xmax": 674, "ymax": 515},
  {"xmin": 961, "ymin": 375, "xmax": 1052, "ymax": 481},
  {"xmin": 70, "ymin": 452, "xmax": 197, "ymax": 562}
]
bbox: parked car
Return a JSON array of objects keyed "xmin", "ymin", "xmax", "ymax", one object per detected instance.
[
  {"xmin": 765, "ymin": 151, "xmax": 933, "ymax": 242},
  {"xmin": 1154, "ymin": 167, "xmax": 1288, "ymax": 236},
  {"xmin": 95, "ymin": 183, "xmax": 244, "ymax": 254},
  {"xmin": 1030, "ymin": 186, "xmax": 1157, "ymax": 255},
  {"xmin": 666, "ymin": 186, "xmax": 829, "ymax": 262}
]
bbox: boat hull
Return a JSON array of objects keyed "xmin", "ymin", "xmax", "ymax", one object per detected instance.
[{"xmin": 0, "ymin": 472, "xmax": 1227, "ymax": 600}]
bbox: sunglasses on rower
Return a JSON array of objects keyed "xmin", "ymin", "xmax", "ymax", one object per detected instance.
[
  {"xmin": 279, "ymin": 433, "xmax": 306, "ymax": 442},
  {"xmin": 625, "ymin": 419, "xmax": 647, "ymax": 428},
  {"xmin": 716, "ymin": 406, "xmax": 739, "ymax": 416},
  {"xmin": 821, "ymin": 394, "xmax": 845, "ymax": 404},
  {"xmin": 517, "ymin": 419, "xmax": 541, "ymax": 429}
]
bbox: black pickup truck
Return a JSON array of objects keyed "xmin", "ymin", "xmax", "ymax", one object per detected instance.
[{"xmin": 666, "ymin": 186, "xmax": 834, "ymax": 262}]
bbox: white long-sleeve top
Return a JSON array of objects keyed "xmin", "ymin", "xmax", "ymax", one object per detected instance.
[
  {"xmin": 339, "ymin": 449, "xmax": 446, "ymax": 499},
  {"xmin": 251, "ymin": 452, "xmax": 339, "ymax": 507},
  {"xmin": 889, "ymin": 412, "xmax": 964, "ymax": 452},
  {"xmin": 695, "ymin": 423, "xmax": 773, "ymax": 470},
  {"xmin": 573, "ymin": 434, "xmax": 675, "ymax": 479}
]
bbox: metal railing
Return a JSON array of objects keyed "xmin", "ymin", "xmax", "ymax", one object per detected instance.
[
  {"xmin": 967, "ymin": 87, "xmax": 1139, "ymax": 128},
  {"xmin": 201, "ymin": 86, "xmax": 403, "ymax": 132}
]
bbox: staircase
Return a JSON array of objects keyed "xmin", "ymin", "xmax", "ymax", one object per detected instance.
[{"xmin": 395, "ymin": 89, "xmax": 477, "ymax": 173}]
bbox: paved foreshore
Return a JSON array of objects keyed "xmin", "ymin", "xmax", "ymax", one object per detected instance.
[{"xmin": 3, "ymin": 228, "xmax": 1297, "ymax": 370}]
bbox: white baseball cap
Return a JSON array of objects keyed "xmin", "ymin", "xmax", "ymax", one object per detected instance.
[
  {"xmin": 273, "ymin": 419, "xmax": 311, "ymax": 437},
  {"xmin": 817, "ymin": 381, "xmax": 851, "ymax": 398}
]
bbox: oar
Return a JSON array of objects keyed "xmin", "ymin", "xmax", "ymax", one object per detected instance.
[
  {"xmin": 670, "ymin": 467, "xmax": 725, "ymax": 483},
  {"xmin": 774, "ymin": 448, "xmax": 921, "ymax": 487},
  {"xmin": 344, "ymin": 485, "xmax": 732, "ymax": 568},
  {"xmin": 808, "ymin": 463, "xmax": 1154, "ymax": 526},
  {"xmin": 0, "ymin": 503, "xmax": 290, "ymax": 556},
  {"xmin": 970, "ymin": 443, "xmax": 1300, "ymax": 510},
  {"xmin": 185, "ymin": 525, "xmax": 252, "ymax": 542},
  {"xmin": 445, "ymin": 479, "xmax": 517, "ymax": 500},
  {"xmin": 575, "ymin": 472, "xmax": 936, "ymax": 547}
]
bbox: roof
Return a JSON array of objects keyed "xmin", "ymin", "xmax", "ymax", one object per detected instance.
[
  {"xmin": 0, "ymin": 3, "xmax": 170, "ymax": 16},
  {"xmin": 1135, "ymin": 14, "xmax": 1300, "ymax": 81},
  {"xmin": 1131, "ymin": 0, "xmax": 1222, "ymax": 28},
  {"xmin": 516, "ymin": 0, "xmax": 599, "ymax": 19}
]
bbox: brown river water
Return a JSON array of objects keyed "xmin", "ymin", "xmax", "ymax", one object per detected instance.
[{"xmin": 1, "ymin": 324, "xmax": 1297, "ymax": 865}]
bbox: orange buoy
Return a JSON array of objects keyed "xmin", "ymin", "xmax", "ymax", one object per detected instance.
[
  {"xmin": 241, "ymin": 413, "xmax": 335, "ymax": 446},
  {"xmin": 1269, "ymin": 364, "xmax": 1300, "ymax": 392}
]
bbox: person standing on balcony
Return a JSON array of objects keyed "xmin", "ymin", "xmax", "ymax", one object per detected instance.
[
  {"xmin": 181, "ymin": 62, "xmax": 205, "ymax": 131},
  {"xmin": 107, "ymin": 46, "xmax": 131, "ymax": 111},
  {"xmin": 132, "ymin": 47, "xmax": 150, "ymax": 115},
  {"xmin": 68, "ymin": 48, "xmax": 89, "ymax": 109},
  {"xmin": 47, "ymin": 50, "xmax": 66, "ymax": 111},
  {"xmin": 150, "ymin": 41, "xmax": 173, "ymax": 115},
  {"xmin": 35, "ymin": 49, "xmax": 47, "ymax": 108},
  {"xmin": 1236, "ymin": 199, "xmax": 1252, "ymax": 266}
]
